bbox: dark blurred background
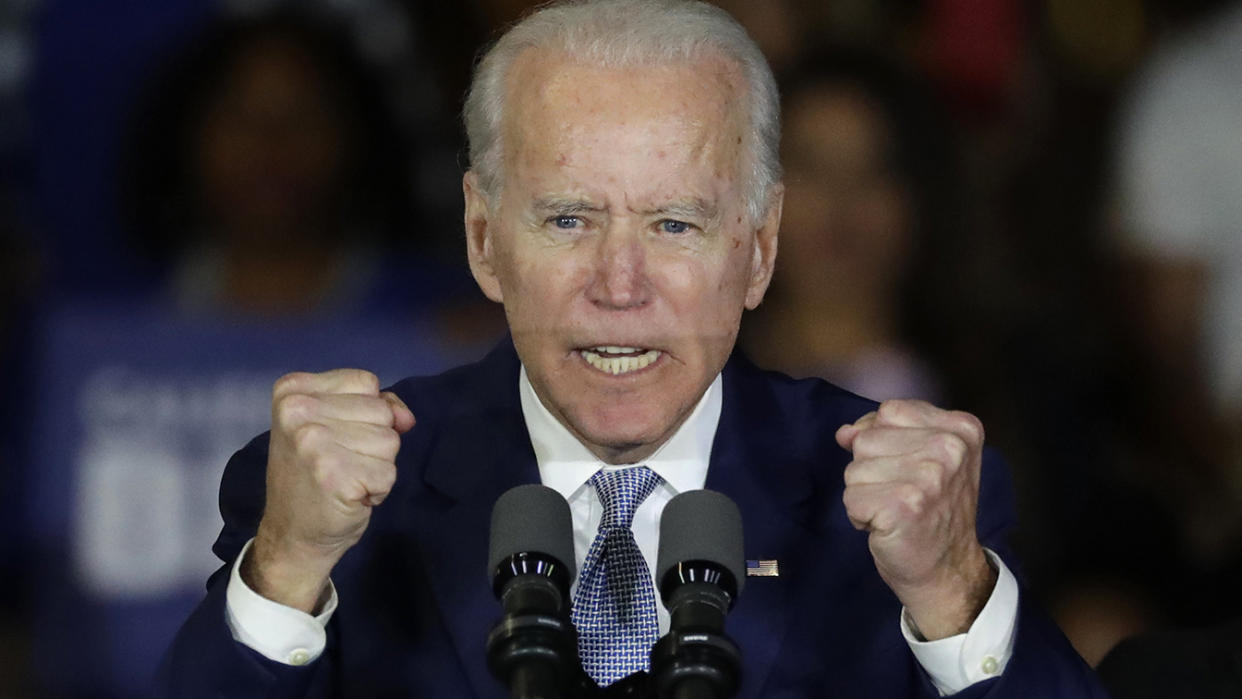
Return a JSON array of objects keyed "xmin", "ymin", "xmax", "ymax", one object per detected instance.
[{"xmin": 2, "ymin": 0, "xmax": 1240, "ymax": 696}]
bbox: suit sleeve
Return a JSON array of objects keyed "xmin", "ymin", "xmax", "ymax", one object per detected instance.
[
  {"xmin": 152, "ymin": 434, "xmax": 336, "ymax": 699},
  {"xmin": 943, "ymin": 447, "xmax": 1110, "ymax": 698}
]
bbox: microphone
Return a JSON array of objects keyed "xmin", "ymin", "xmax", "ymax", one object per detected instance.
[
  {"xmin": 486, "ymin": 484, "xmax": 584, "ymax": 698},
  {"xmin": 650, "ymin": 490, "xmax": 745, "ymax": 699}
]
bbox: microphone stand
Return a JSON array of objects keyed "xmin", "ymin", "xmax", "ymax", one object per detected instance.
[
  {"xmin": 649, "ymin": 570, "xmax": 742, "ymax": 699},
  {"xmin": 486, "ymin": 486, "xmax": 745, "ymax": 699},
  {"xmin": 487, "ymin": 552, "xmax": 585, "ymax": 699}
]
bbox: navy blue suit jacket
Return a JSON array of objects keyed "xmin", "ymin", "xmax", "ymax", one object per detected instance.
[{"xmin": 156, "ymin": 340, "xmax": 1107, "ymax": 697}]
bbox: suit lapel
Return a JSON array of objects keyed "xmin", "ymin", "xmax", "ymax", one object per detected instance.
[
  {"xmin": 706, "ymin": 355, "xmax": 825, "ymax": 697},
  {"xmin": 409, "ymin": 342, "xmax": 541, "ymax": 698}
]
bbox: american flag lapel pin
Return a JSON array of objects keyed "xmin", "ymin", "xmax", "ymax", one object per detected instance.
[{"xmin": 746, "ymin": 559, "xmax": 780, "ymax": 577}]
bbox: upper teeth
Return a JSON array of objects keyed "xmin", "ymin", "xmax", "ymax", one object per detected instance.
[
  {"xmin": 581, "ymin": 347, "xmax": 660, "ymax": 375},
  {"xmin": 593, "ymin": 346, "xmax": 640, "ymax": 354}
]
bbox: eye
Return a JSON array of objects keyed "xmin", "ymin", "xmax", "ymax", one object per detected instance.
[
  {"xmin": 551, "ymin": 215, "xmax": 581, "ymax": 230},
  {"xmin": 659, "ymin": 219, "xmax": 692, "ymax": 234}
]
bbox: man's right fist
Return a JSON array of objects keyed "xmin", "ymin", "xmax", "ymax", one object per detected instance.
[{"xmin": 242, "ymin": 369, "xmax": 415, "ymax": 612}]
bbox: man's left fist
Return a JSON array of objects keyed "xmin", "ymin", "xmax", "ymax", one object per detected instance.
[{"xmin": 836, "ymin": 399, "xmax": 997, "ymax": 640}]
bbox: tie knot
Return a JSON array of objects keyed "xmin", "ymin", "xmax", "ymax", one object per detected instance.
[{"xmin": 590, "ymin": 466, "xmax": 660, "ymax": 528}]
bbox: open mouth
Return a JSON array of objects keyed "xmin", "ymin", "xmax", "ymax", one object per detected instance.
[{"xmin": 578, "ymin": 346, "xmax": 662, "ymax": 375}]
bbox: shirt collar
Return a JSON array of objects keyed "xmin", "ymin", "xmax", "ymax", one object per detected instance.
[{"xmin": 518, "ymin": 365, "xmax": 722, "ymax": 500}]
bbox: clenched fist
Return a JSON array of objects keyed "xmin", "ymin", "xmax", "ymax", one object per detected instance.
[
  {"xmin": 242, "ymin": 369, "xmax": 415, "ymax": 613},
  {"xmin": 836, "ymin": 399, "xmax": 996, "ymax": 640}
]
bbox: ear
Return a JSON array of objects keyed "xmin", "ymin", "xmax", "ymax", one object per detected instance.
[
  {"xmin": 744, "ymin": 183, "xmax": 783, "ymax": 309},
  {"xmin": 463, "ymin": 171, "xmax": 504, "ymax": 303}
]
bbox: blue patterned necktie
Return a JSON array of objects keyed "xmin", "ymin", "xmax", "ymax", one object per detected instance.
[{"xmin": 571, "ymin": 466, "xmax": 662, "ymax": 686}]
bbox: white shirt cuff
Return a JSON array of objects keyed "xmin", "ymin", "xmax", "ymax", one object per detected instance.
[
  {"xmin": 900, "ymin": 549, "xmax": 1018, "ymax": 695},
  {"xmin": 224, "ymin": 537, "xmax": 339, "ymax": 666}
]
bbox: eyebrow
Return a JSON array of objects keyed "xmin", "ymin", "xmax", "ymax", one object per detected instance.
[
  {"xmin": 531, "ymin": 196, "xmax": 719, "ymax": 221},
  {"xmin": 532, "ymin": 198, "xmax": 606, "ymax": 216},
  {"xmin": 641, "ymin": 198, "xmax": 718, "ymax": 220}
]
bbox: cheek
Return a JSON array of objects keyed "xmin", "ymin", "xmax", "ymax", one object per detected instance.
[
  {"xmin": 496, "ymin": 247, "xmax": 587, "ymax": 328},
  {"xmin": 659, "ymin": 255, "xmax": 749, "ymax": 332}
]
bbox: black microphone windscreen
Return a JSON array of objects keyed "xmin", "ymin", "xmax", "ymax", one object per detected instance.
[
  {"xmin": 488, "ymin": 484, "xmax": 576, "ymax": 581},
  {"xmin": 657, "ymin": 489, "xmax": 745, "ymax": 595}
]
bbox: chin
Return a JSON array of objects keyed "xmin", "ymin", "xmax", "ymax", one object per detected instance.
[{"xmin": 573, "ymin": 403, "xmax": 676, "ymax": 461}]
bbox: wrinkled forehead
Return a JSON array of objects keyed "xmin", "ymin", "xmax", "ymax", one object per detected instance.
[{"xmin": 500, "ymin": 48, "xmax": 750, "ymax": 178}]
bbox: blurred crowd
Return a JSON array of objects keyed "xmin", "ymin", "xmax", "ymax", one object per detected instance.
[{"xmin": 2, "ymin": 0, "xmax": 1241, "ymax": 696}]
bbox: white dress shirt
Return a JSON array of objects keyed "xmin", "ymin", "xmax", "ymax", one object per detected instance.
[{"xmin": 225, "ymin": 366, "xmax": 1019, "ymax": 694}]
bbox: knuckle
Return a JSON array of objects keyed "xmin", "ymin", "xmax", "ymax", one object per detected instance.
[
  {"xmin": 374, "ymin": 397, "xmax": 400, "ymax": 426},
  {"xmin": 841, "ymin": 490, "xmax": 857, "ymax": 515},
  {"xmin": 377, "ymin": 463, "xmax": 398, "ymax": 492},
  {"xmin": 273, "ymin": 371, "xmax": 311, "ymax": 398},
  {"xmin": 898, "ymin": 483, "xmax": 926, "ymax": 514},
  {"xmin": 274, "ymin": 393, "xmax": 317, "ymax": 427},
  {"xmin": 851, "ymin": 428, "xmax": 879, "ymax": 455},
  {"xmin": 378, "ymin": 428, "xmax": 402, "ymax": 460},
  {"xmin": 951, "ymin": 411, "xmax": 985, "ymax": 444},
  {"xmin": 365, "ymin": 427, "xmax": 399, "ymax": 464},
  {"xmin": 841, "ymin": 487, "xmax": 866, "ymax": 519},
  {"xmin": 349, "ymin": 369, "xmax": 381, "ymax": 394},
  {"xmin": 309, "ymin": 450, "xmax": 340, "ymax": 487},
  {"xmin": 292, "ymin": 423, "xmax": 329, "ymax": 453},
  {"xmin": 338, "ymin": 478, "xmax": 368, "ymax": 504},
  {"xmin": 877, "ymin": 399, "xmax": 905, "ymax": 421},
  {"xmin": 934, "ymin": 432, "xmax": 968, "ymax": 464},
  {"xmin": 842, "ymin": 460, "xmax": 862, "ymax": 485},
  {"xmin": 919, "ymin": 459, "xmax": 945, "ymax": 495}
]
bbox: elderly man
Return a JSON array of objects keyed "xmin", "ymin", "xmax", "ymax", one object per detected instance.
[{"xmin": 157, "ymin": 1, "xmax": 1105, "ymax": 697}]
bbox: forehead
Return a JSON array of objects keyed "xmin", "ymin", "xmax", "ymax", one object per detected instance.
[{"xmin": 501, "ymin": 49, "xmax": 748, "ymax": 199}]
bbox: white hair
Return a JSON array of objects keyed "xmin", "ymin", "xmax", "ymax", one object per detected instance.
[{"xmin": 463, "ymin": 0, "xmax": 781, "ymax": 224}]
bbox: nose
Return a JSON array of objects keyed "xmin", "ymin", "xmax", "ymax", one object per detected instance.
[{"xmin": 586, "ymin": 225, "xmax": 651, "ymax": 310}]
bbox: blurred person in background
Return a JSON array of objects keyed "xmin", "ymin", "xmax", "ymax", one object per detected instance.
[
  {"xmin": 1090, "ymin": 1, "xmax": 1242, "ymax": 694},
  {"xmin": 741, "ymin": 48, "xmax": 961, "ymax": 404},
  {"xmin": 8, "ymin": 6, "xmax": 504, "ymax": 697},
  {"xmin": 119, "ymin": 8, "xmax": 486, "ymax": 324},
  {"xmin": 1112, "ymin": 0, "xmax": 1242, "ymax": 475},
  {"xmin": 1103, "ymin": 0, "xmax": 1242, "ymax": 631}
]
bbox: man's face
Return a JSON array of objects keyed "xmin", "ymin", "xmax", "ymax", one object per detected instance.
[{"xmin": 465, "ymin": 51, "xmax": 781, "ymax": 464}]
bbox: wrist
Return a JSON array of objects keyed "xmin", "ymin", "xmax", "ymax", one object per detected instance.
[
  {"xmin": 901, "ymin": 548, "xmax": 996, "ymax": 640},
  {"xmin": 243, "ymin": 528, "xmax": 339, "ymax": 614}
]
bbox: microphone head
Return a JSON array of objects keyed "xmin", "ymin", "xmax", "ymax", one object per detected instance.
[
  {"xmin": 488, "ymin": 484, "xmax": 576, "ymax": 583},
  {"xmin": 657, "ymin": 489, "xmax": 745, "ymax": 597}
]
